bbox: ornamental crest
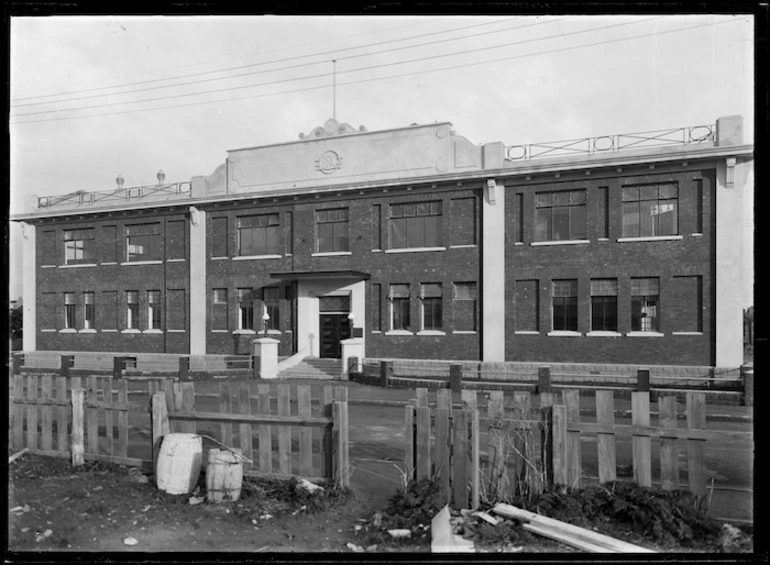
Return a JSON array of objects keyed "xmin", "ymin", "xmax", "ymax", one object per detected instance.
[{"xmin": 315, "ymin": 150, "xmax": 343, "ymax": 175}]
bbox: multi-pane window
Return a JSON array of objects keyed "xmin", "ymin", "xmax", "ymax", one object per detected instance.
[
  {"xmin": 64, "ymin": 293, "xmax": 76, "ymax": 329},
  {"xmin": 84, "ymin": 292, "xmax": 95, "ymax": 329},
  {"xmin": 237, "ymin": 288, "xmax": 254, "ymax": 330},
  {"xmin": 631, "ymin": 278, "xmax": 660, "ymax": 332},
  {"xmin": 372, "ymin": 284, "xmax": 382, "ymax": 331},
  {"xmin": 237, "ymin": 214, "xmax": 279, "ymax": 256},
  {"xmin": 535, "ymin": 190, "xmax": 587, "ymax": 242},
  {"xmin": 148, "ymin": 290, "xmax": 161, "ymax": 330},
  {"xmin": 420, "ymin": 284, "xmax": 443, "ymax": 330},
  {"xmin": 263, "ymin": 287, "xmax": 280, "ymax": 331},
  {"xmin": 64, "ymin": 228, "xmax": 96, "ymax": 265},
  {"xmin": 453, "ymin": 282, "xmax": 477, "ymax": 332},
  {"xmin": 390, "ymin": 201, "xmax": 442, "ymax": 249},
  {"xmin": 590, "ymin": 279, "xmax": 618, "ymax": 332},
  {"xmin": 126, "ymin": 291, "xmax": 139, "ymax": 329},
  {"xmin": 126, "ymin": 224, "xmax": 161, "ymax": 262},
  {"xmin": 389, "ymin": 284, "xmax": 410, "ymax": 331},
  {"xmin": 552, "ymin": 280, "xmax": 578, "ymax": 331},
  {"xmin": 212, "ymin": 289, "xmax": 228, "ymax": 331},
  {"xmin": 316, "ymin": 208, "xmax": 349, "ymax": 253},
  {"xmin": 622, "ymin": 183, "xmax": 679, "ymax": 238}
]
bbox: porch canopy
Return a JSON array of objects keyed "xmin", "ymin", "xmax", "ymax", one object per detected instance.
[{"xmin": 269, "ymin": 269, "xmax": 371, "ymax": 281}]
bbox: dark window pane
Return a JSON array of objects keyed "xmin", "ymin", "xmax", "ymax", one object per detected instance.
[
  {"xmin": 570, "ymin": 205, "xmax": 587, "ymax": 239},
  {"xmin": 535, "ymin": 208, "xmax": 551, "ymax": 242},
  {"xmin": 425, "ymin": 215, "xmax": 442, "ymax": 247},
  {"xmin": 622, "ymin": 201, "xmax": 640, "ymax": 237},
  {"xmin": 552, "ymin": 206, "xmax": 570, "ymax": 240},
  {"xmin": 410, "ymin": 216, "xmax": 426, "ymax": 247},
  {"xmin": 391, "ymin": 218, "xmax": 406, "ymax": 248}
]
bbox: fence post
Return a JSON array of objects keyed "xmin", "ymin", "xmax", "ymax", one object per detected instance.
[
  {"xmin": 450, "ymin": 364, "xmax": 463, "ymax": 394},
  {"xmin": 61, "ymin": 354, "xmax": 74, "ymax": 379},
  {"xmin": 112, "ymin": 357, "xmax": 124, "ymax": 379},
  {"xmin": 552, "ymin": 404, "xmax": 568, "ymax": 488},
  {"xmin": 541, "ymin": 405, "xmax": 554, "ymax": 488},
  {"xmin": 742, "ymin": 365, "xmax": 753, "ymax": 407},
  {"xmin": 538, "ymin": 366, "xmax": 551, "ymax": 394},
  {"xmin": 178, "ymin": 356, "xmax": 190, "ymax": 382},
  {"xmin": 71, "ymin": 388, "xmax": 85, "ymax": 467},
  {"xmin": 380, "ymin": 361, "xmax": 393, "ymax": 388},
  {"xmin": 333, "ymin": 400, "xmax": 350, "ymax": 488},
  {"xmin": 636, "ymin": 368, "xmax": 650, "ymax": 392},
  {"xmin": 12, "ymin": 353, "xmax": 24, "ymax": 375},
  {"xmin": 252, "ymin": 355, "xmax": 260, "ymax": 380},
  {"xmin": 151, "ymin": 392, "xmax": 170, "ymax": 479}
]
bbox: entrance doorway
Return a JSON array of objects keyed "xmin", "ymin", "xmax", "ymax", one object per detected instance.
[{"xmin": 318, "ymin": 295, "xmax": 351, "ymax": 359}]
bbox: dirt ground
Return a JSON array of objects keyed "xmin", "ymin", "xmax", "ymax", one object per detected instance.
[{"xmin": 7, "ymin": 453, "xmax": 754, "ymax": 556}]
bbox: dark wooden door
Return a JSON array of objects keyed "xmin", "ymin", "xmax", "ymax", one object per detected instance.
[{"xmin": 319, "ymin": 314, "xmax": 351, "ymax": 358}]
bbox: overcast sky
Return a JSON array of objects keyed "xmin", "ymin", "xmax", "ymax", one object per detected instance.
[{"xmin": 8, "ymin": 15, "xmax": 755, "ymax": 304}]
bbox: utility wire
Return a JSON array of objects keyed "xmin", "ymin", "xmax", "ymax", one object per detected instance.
[
  {"xmin": 10, "ymin": 16, "xmax": 659, "ymax": 118},
  {"xmin": 12, "ymin": 17, "xmax": 520, "ymax": 104},
  {"xmin": 10, "ymin": 18, "xmax": 742, "ymax": 126}
]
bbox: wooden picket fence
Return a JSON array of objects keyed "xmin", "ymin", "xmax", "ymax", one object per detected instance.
[
  {"xmin": 9, "ymin": 369, "xmax": 350, "ymax": 487},
  {"xmin": 406, "ymin": 386, "xmax": 738, "ymax": 510}
]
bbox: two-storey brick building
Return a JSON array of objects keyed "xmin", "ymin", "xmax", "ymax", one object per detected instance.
[{"xmin": 12, "ymin": 115, "xmax": 753, "ymax": 370}]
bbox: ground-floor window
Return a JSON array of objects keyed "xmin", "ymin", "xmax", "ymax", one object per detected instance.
[
  {"xmin": 148, "ymin": 290, "xmax": 162, "ymax": 330},
  {"xmin": 389, "ymin": 284, "xmax": 410, "ymax": 330},
  {"xmin": 126, "ymin": 291, "xmax": 139, "ymax": 329},
  {"xmin": 64, "ymin": 292, "xmax": 76, "ymax": 329},
  {"xmin": 84, "ymin": 292, "xmax": 95, "ymax": 329},
  {"xmin": 631, "ymin": 278, "xmax": 660, "ymax": 332},
  {"xmin": 590, "ymin": 279, "xmax": 618, "ymax": 331},
  {"xmin": 453, "ymin": 282, "xmax": 477, "ymax": 331},
  {"xmin": 420, "ymin": 283, "xmax": 442, "ymax": 330},
  {"xmin": 238, "ymin": 288, "xmax": 254, "ymax": 330},
  {"xmin": 263, "ymin": 287, "xmax": 280, "ymax": 331},
  {"xmin": 552, "ymin": 279, "xmax": 578, "ymax": 331},
  {"xmin": 212, "ymin": 288, "xmax": 228, "ymax": 330}
]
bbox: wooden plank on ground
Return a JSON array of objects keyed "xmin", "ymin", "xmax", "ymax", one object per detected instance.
[
  {"xmin": 434, "ymin": 406, "xmax": 450, "ymax": 499},
  {"xmin": 86, "ymin": 376, "xmax": 98, "ymax": 454},
  {"xmin": 238, "ymin": 382, "xmax": 254, "ymax": 472},
  {"xmin": 26, "ymin": 375, "xmax": 38, "ymax": 450},
  {"xmin": 416, "ymin": 406, "xmax": 431, "ymax": 480},
  {"xmin": 257, "ymin": 384, "xmax": 273, "ymax": 474},
  {"xmin": 56, "ymin": 376, "xmax": 68, "ymax": 452},
  {"xmin": 117, "ymin": 379, "xmax": 128, "ymax": 458},
  {"xmin": 595, "ymin": 390, "xmax": 616, "ymax": 484},
  {"xmin": 298, "ymin": 385, "xmax": 313, "ymax": 478},
  {"xmin": 220, "ymin": 384, "xmax": 233, "ymax": 447},
  {"xmin": 40, "ymin": 375, "xmax": 53, "ymax": 452},
  {"xmin": 104, "ymin": 378, "xmax": 114, "ymax": 456},
  {"xmin": 631, "ymin": 391, "xmax": 652, "ymax": 488},
  {"xmin": 659, "ymin": 396, "xmax": 678, "ymax": 491},
  {"xmin": 686, "ymin": 393, "xmax": 706, "ymax": 497},
  {"xmin": 277, "ymin": 384, "xmax": 291, "ymax": 475},
  {"xmin": 452, "ymin": 409, "xmax": 468, "ymax": 509},
  {"xmin": 563, "ymin": 389, "xmax": 582, "ymax": 490}
]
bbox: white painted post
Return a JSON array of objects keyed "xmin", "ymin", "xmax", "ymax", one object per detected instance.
[
  {"xmin": 252, "ymin": 338, "xmax": 280, "ymax": 379},
  {"xmin": 340, "ymin": 338, "xmax": 363, "ymax": 379}
]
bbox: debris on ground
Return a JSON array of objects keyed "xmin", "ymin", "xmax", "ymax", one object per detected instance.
[
  {"xmin": 717, "ymin": 523, "xmax": 753, "ymax": 553},
  {"xmin": 188, "ymin": 496, "xmax": 205, "ymax": 506},
  {"xmin": 296, "ymin": 479, "xmax": 325, "ymax": 494},
  {"xmin": 9, "ymin": 448, "xmax": 30, "ymax": 464},
  {"xmin": 388, "ymin": 529, "xmax": 411, "ymax": 539},
  {"xmin": 346, "ymin": 542, "xmax": 365, "ymax": 552},
  {"xmin": 123, "ymin": 537, "xmax": 138, "ymax": 546},
  {"xmin": 431, "ymin": 505, "xmax": 474, "ymax": 553},
  {"xmin": 128, "ymin": 468, "xmax": 149, "ymax": 484},
  {"xmin": 35, "ymin": 530, "xmax": 53, "ymax": 543}
]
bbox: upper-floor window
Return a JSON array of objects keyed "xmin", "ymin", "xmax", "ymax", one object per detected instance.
[
  {"xmin": 590, "ymin": 279, "xmax": 618, "ymax": 332},
  {"xmin": 622, "ymin": 183, "xmax": 678, "ymax": 238},
  {"xmin": 420, "ymin": 283, "xmax": 443, "ymax": 330},
  {"xmin": 552, "ymin": 279, "xmax": 578, "ymax": 331},
  {"xmin": 316, "ymin": 208, "xmax": 349, "ymax": 253},
  {"xmin": 631, "ymin": 277, "xmax": 660, "ymax": 332},
  {"xmin": 390, "ymin": 201, "xmax": 442, "ymax": 249},
  {"xmin": 535, "ymin": 190, "xmax": 586, "ymax": 242},
  {"xmin": 238, "ymin": 214, "xmax": 280, "ymax": 256},
  {"xmin": 126, "ymin": 223, "xmax": 161, "ymax": 262},
  {"xmin": 263, "ymin": 287, "xmax": 280, "ymax": 331},
  {"xmin": 64, "ymin": 228, "xmax": 96, "ymax": 265}
]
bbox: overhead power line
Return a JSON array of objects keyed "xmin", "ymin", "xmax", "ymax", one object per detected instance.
[
  {"xmin": 10, "ymin": 16, "xmax": 659, "ymax": 118},
  {"xmin": 10, "ymin": 18, "xmax": 743, "ymax": 126},
  {"xmin": 12, "ymin": 17, "xmax": 521, "ymax": 105}
]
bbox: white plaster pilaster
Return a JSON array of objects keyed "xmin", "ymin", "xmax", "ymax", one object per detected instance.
[
  {"xmin": 482, "ymin": 178, "xmax": 505, "ymax": 362},
  {"xmin": 189, "ymin": 207, "xmax": 206, "ymax": 353},
  {"xmin": 21, "ymin": 222, "xmax": 36, "ymax": 351}
]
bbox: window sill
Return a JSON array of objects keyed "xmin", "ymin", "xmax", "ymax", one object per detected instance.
[
  {"xmin": 120, "ymin": 260, "xmax": 163, "ymax": 266},
  {"xmin": 143, "ymin": 329, "xmax": 163, "ymax": 334},
  {"xmin": 617, "ymin": 235, "xmax": 683, "ymax": 243},
  {"xmin": 211, "ymin": 329, "xmax": 230, "ymax": 333},
  {"xmin": 101, "ymin": 262, "xmax": 118, "ymax": 265},
  {"xmin": 233, "ymin": 329, "xmax": 256, "ymax": 335},
  {"xmin": 101, "ymin": 329, "xmax": 118, "ymax": 333},
  {"xmin": 384, "ymin": 247, "xmax": 446, "ymax": 254},
  {"xmin": 672, "ymin": 331, "xmax": 703, "ymax": 336},
  {"xmin": 514, "ymin": 330, "xmax": 540, "ymax": 335},
  {"xmin": 597, "ymin": 238, "xmax": 610, "ymax": 242},
  {"xmin": 59, "ymin": 263, "xmax": 98, "ymax": 269},
  {"xmin": 449, "ymin": 244, "xmax": 477, "ymax": 249},
  {"xmin": 232, "ymin": 254, "xmax": 282, "ymax": 261},
  {"xmin": 59, "ymin": 329, "xmax": 77, "ymax": 334},
  {"xmin": 267, "ymin": 329, "xmax": 282, "ymax": 335},
  {"xmin": 586, "ymin": 331, "xmax": 622, "ymax": 337},
  {"xmin": 41, "ymin": 265, "xmax": 56, "ymax": 268},
  {"xmin": 121, "ymin": 329, "xmax": 141, "ymax": 334},
  {"xmin": 385, "ymin": 330, "xmax": 414, "ymax": 336},
  {"xmin": 78, "ymin": 329, "xmax": 97, "ymax": 334},
  {"xmin": 531, "ymin": 240, "xmax": 590, "ymax": 247},
  {"xmin": 626, "ymin": 331, "xmax": 665, "ymax": 337},
  {"xmin": 547, "ymin": 331, "xmax": 582, "ymax": 337},
  {"xmin": 452, "ymin": 330, "xmax": 478, "ymax": 334},
  {"xmin": 41, "ymin": 329, "xmax": 56, "ymax": 333},
  {"xmin": 312, "ymin": 251, "xmax": 352, "ymax": 257},
  {"xmin": 167, "ymin": 258, "xmax": 186, "ymax": 263},
  {"xmin": 167, "ymin": 329, "xmax": 186, "ymax": 333},
  {"xmin": 211, "ymin": 256, "xmax": 229, "ymax": 260},
  {"xmin": 691, "ymin": 233, "xmax": 703, "ymax": 237},
  {"xmin": 417, "ymin": 330, "xmax": 446, "ymax": 336},
  {"xmin": 514, "ymin": 242, "xmax": 524, "ymax": 246},
  {"xmin": 371, "ymin": 249, "xmax": 382, "ymax": 253},
  {"xmin": 370, "ymin": 330, "xmax": 383, "ymax": 334}
]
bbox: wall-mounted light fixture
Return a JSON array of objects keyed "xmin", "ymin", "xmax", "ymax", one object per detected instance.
[
  {"xmin": 157, "ymin": 169, "xmax": 166, "ymax": 185},
  {"xmin": 116, "ymin": 174, "xmax": 124, "ymax": 188}
]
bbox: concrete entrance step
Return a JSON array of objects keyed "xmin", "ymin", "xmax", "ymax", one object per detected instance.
[{"xmin": 279, "ymin": 357, "xmax": 340, "ymax": 379}]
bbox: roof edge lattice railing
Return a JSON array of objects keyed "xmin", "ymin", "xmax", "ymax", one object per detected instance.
[{"xmin": 36, "ymin": 181, "xmax": 193, "ymax": 211}]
